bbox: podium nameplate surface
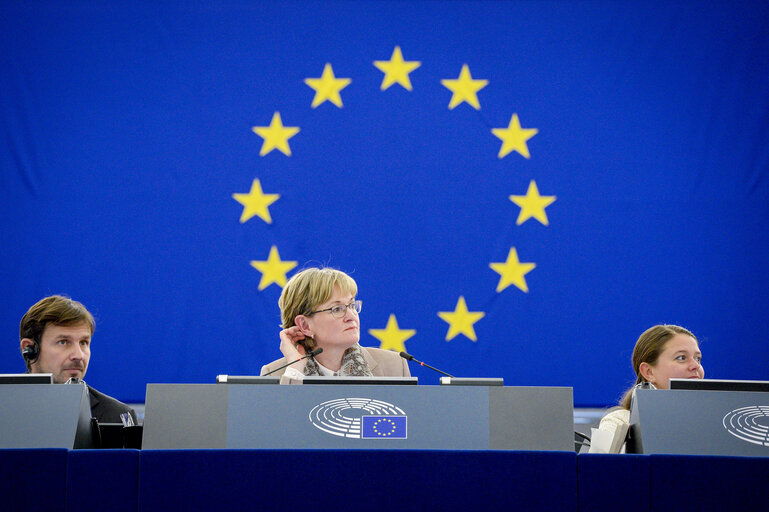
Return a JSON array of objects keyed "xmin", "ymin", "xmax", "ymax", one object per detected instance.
[
  {"xmin": 629, "ymin": 388, "xmax": 769, "ymax": 456},
  {"xmin": 0, "ymin": 383, "xmax": 94, "ymax": 449},
  {"xmin": 142, "ymin": 384, "xmax": 573, "ymax": 451}
]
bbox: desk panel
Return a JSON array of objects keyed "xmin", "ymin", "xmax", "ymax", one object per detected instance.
[
  {"xmin": 143, "ymin": 384, "xmax": 574, "ymax": 451},
  {"xmin": 66, "ymin": 450, "xmax": 139, "ymax": 512},
  {"xmin": 139, "ymin": 449, "xmax": 577, "ymax": 512},
  {"xmin": 650, "ymin": 454, "xmax": 769, "ymax": 512},
  {"xmin": 629, "ymin": 389, "xmax": 769, "ymax": 456},
  {"xmin": 0, "ymin": 449, "xmax": 67, "ymax": 512},
  {"xmin": 578, "ymin": 454, "xmax": 649, "ymax": 512}
]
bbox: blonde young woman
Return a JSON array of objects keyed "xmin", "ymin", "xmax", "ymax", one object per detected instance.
[{"xmin": 599, "ymin": 324, "xmax": 704, "ymax": 434}]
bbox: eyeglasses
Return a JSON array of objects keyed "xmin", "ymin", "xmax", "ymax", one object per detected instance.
[{"xmin": 308, "ymin": 300, "xmax": 362, "ymax": 319}]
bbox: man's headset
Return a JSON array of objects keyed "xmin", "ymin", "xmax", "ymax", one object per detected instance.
[{"xmin": 21, "ymin": 341, "xmax": 40, "ymax": 364}]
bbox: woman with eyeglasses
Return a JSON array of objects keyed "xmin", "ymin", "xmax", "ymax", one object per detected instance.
[{"xmin": 260, "ymin": 267, "xmax": 410, "ymax": 379}]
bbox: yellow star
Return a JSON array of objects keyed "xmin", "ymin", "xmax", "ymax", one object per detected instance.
[
  {"xmin": 489, "ymin": 248, "xmax": 536, "ymax": 293},
  {"xmin": 232, "ymin": 179, "xmax": 280, "ymax": 224},
  {"xmin": 373, "ymin": 46, "xmax": 421, "ymax": 91},
  {"xmin": 368, "ymin": 314, "xmax": 416, "ymax": 352},
  {"xmin": 438, "ymin": 296, "xmax": 485, "ymax": 342},
  {"xmin": 250, "ymin": 246, "xmax": 297, "ymax": 290},
  {"xmin": 252, "ymin": 112, "xmax": 300, "ymax": 156},
  {"xmin": 304, "ymin": 63, "xmax": 351, "ymax": 108},
  {"xmin": 440, "ymin": 64, "xmax": 488, "ymax": 110},
  {"xmin": 509, "ymin": 180, "xmax": 556, "ymax": 226},
  {"xmin": 491, "ymin": 113, "xmax": 538, "ymax": 159}
]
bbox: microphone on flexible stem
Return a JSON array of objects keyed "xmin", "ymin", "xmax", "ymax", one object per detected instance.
[
  {"xmin": 263, "ymin": 347, "xmax": 323, "ymax": 376},
  {"xmin": 399, "ymin": 351, "xmax": 454, "ymax": 378},
  {"xmin": 629, "ymin": 381, "xmax": 656, "ymax": 411}
]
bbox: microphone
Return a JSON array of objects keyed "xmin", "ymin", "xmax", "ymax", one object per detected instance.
[
  {"xmin": 629, "ymin": 381, "xmax": 656, "ymax": 411},
  {"xmin": 399, "ymin": 351, "xmax": 454, "ymax": 378},
  {"xmin": 263, "ymin": 347, "xmax": 323, "ymax": 376}
]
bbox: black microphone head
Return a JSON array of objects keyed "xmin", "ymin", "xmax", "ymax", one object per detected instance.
[
  {"xmin": 309, "ymin": 347, "xmax": 323, "ymax": 357},
  {"xmin": 399, "ymin": 351, "xmax": 414, "ymax": 361}
]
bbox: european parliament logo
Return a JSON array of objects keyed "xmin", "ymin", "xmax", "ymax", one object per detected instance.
[
  {"xmin": 308, "ymin": 398, "xmax": 407, "ymax": 439},
  {"xmin": 361, "ymin": 415, "xmax": 408, "ymax": 439},
  {"xmin": 722, "ymin": 406, "xmax": 769, "ymax": 447}
]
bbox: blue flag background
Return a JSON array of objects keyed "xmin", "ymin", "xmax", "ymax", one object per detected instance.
[
  {"xmin": 1, "ymin": 1, "xmax": 767, "ymax": 406},
  {"xmin": 362, "ymin": 416, "xmax": 407, "ymax": 439}
]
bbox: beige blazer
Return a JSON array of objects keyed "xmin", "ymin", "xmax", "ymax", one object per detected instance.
[{"xmin": 260, "ymin": 346, "xmax": 411, "ymax": 377}]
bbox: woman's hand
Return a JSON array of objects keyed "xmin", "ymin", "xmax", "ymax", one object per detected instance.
[{"xmin": 279, "ymin": 326, "xmax": 309, "ymax": 371}]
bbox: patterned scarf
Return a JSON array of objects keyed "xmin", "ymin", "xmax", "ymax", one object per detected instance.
[{"xmin": 303, "ymin": 344, "xmax": 373, "ymax": 377}]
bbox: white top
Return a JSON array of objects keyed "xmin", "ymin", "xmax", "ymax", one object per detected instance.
[
  {"xmin": 598, "ymin": 408, "xmax": 630, "ymax": 435},
  {"xmin": 283, "ymin": 360, "xmax": 337, "ymax": 381}
]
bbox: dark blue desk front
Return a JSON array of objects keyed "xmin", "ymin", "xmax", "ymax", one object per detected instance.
[
  {"xmin": 0, "ymin": 448, "xmax": 67, "ymax": 512},
  {"xmin": 2, "ymin": 450, "xmax": 769, "ymax": 512},
  {"xmin": 66, "ymin": 450, "xmax": 139, "ymax": 512},
  {"xmin": 579, "ymin": 454, "xmax": 650, "ymax": 512},
  {"xmin": 139, "ymin": 449, "xmax": 577, "ymax": 512},
  {"xmin": 578, "ymin": 453, "xmax": 769, "ymax": 512}
]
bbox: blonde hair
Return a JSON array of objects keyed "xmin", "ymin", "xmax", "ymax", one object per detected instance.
[
  {"xmin": 619, "ymin": 324, "xmax": 697, "ymax": 409},
  {"xmin": 278, "ymin": 268, "xmax": 357, "ymax": 349}
]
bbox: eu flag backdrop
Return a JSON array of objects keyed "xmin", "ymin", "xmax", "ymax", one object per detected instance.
[{"xmin": 1, "ymin": 1, "xmax": 767, "ymax": 406}]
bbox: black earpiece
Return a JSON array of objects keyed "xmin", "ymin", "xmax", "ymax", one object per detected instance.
[{"xmin": 22, "ymin": 342, "xmax": 40, "ymax": 364}]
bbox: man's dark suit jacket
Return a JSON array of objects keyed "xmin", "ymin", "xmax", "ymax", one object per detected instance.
[{"xmin": 88, "ymin": 385, "xmax": 138, "ymax": 424}]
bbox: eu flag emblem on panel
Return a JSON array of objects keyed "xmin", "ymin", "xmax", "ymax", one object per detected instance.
[{"xmin": 361, "ymin": 416, "xmax": 408, "ymax": 439}]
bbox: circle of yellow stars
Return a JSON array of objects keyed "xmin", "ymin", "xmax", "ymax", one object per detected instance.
[
  {"xmin": 372, "ymin": 418, "xmax": 398, "ymax": 436},
  {"xmin": 232, "ymin": 46, "xmax": 557, "ymax": 351}
]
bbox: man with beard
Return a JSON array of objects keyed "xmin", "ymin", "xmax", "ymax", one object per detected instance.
[{"xmin": 19, "ymin": 295, "xmax": 137, "ymax": 424}]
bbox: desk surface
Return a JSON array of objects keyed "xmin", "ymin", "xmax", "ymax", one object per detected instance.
[{"xmin": 142, "ymin": 383, "xmax": 574, "ymax": 450}]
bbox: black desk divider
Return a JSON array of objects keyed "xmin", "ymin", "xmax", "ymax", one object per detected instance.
[
  {"xmin": 97, "ymin": 423, "xmax": 144, "ymax": 449},
  {"xmin": 142, "ymin": 383, "xmax": 574, "ymax": 450},
  {"xmin": 0, "ymin": 373, "xmax": 53, "ymax": 384},
  {"xmin": 628, "ymin": 388, "xmax": 769, "ymax": 456},
  {"xmin": 669, "ymin": 378, "xmax": 769, "ymax": 392},
  {"xmin": 0, "ymin": 382, "xmax": 95, "ymax": 448},
  {"xmin": 301, "ymin": 376, "xmax": 418, "ymax": 385}
]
